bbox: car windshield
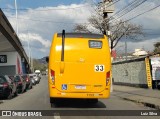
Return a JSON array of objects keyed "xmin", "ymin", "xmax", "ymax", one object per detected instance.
[
  {"xmin": 9, "ymin": 76, "xmax": 14, "ymax": 80},
  {"xmin": 14, "ymin": 76, "xmax": 21, "ymax": 82},
  {"xmin": 0, "ymin": 76, "xmax": 7, "ymax": 84},
  {"xmin": 22, "ymin": 75, "xmax": 27, "ymax": 79}
]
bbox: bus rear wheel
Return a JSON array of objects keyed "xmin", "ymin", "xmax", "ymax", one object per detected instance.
[
  {"xmin": 50, "ymin": 97, "xmax": 60, "ymax": 103},
  {"xmin": 87, "ymin": 99, "xmax": 98, "ymax": 104},
  {"xmin": 50, "ymin": 98, "xmax": 61, "ymax": 107}
]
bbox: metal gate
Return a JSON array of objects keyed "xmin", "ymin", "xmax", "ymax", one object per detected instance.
[{"xmin": 0, "ymin": 65, "xmax": 16, "ymax": 75}]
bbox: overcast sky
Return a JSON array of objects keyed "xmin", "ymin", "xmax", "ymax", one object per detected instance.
[{"xmin": 0, "ymin": 0, "xmax": 160, "ymax": 58}]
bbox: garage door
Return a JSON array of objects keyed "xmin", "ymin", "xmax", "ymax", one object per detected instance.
[{"xmin": 0, "ymin": 65, "xmax": 16, "ymax": 75}]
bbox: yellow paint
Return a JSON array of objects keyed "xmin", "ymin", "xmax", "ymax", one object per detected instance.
[
  {"xmin": 145, "ymin": 57, "xmax": 152, "ymax": 88},
  {"xmin": 48, "ymin": 33, "xmax": 111, "ymax": 99}
]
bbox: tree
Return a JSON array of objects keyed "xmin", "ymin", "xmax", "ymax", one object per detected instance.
[
  {"xmin": 33, "ymin": 59, "xmax": 48, "ymax": 72},
  {"xmin": 74, "ymin": 14, "xmax": 144, "ymax": 50},
  {"xmin": 154, "ymin": 42, "xmax": 160, "ymax": 54}
]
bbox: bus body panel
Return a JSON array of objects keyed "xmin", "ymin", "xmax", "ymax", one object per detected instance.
[{"xmin": 48, "ymin": 33, "xmax": 111, "ymax": 99}]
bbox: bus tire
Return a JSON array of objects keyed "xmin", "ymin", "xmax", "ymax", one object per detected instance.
[
  {"xmin": 87, "ymin": 99, "xmax": 98, "ymax": 104},
  {"xmin": 157, "ymin": 82, "xmax": 160, "ymax": 90},
  {"xmin": 152, "ymin": 81, "xmax": 156, "ymax": 89},
  {"xmin": 51, "ymin": 103, "xmax": 54, "ymax": 108},
  {"xmin": 50, "ymin": 97, "xmax": 60, "ymax": 104},
  {"xmin": 50, "ymin": 97, "xmax": 54, "ymax": 103}
]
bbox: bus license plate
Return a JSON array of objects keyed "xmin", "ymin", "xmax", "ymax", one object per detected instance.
[{"xmin": 75, "ymin": 85, "xmax": 86, "ymax": 89}]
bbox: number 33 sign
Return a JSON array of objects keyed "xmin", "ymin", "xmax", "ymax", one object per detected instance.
[{"xmin": 94, "ymin": 65, "xmax": 105, "ymax": 72}]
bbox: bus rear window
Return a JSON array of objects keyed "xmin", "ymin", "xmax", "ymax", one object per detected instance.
[{"xmin": 89, "ymin": 40, "xmax": 102, "ymax": 49}]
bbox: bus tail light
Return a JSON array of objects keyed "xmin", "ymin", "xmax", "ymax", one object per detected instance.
[
  {"xmin": 106, "ymin": 71, "xmax": 110, "ymax": 85},
  {"xmin": 51, "ymin": 69, "xmax": 55, "ymax": 83}
]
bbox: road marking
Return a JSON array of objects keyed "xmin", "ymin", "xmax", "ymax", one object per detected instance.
[{"xmin": 54, "ymin": 113, "xmax": 61, "ymax": 119}]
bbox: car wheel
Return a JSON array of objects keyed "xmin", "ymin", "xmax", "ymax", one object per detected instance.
[
  {"xmin": 18, "ymin": 89, "xmax": 22, "ymax": 93},
  {"xmin": 7, "ymin": 90, "xmax": 12, "ymax": 99},
  {"xmin": 24, "ymin": 88, "xmax": 27, "ymax": 92},
  {"xmin": 14, "ymin": 90, "xmax": 18, "ymax": 97}
]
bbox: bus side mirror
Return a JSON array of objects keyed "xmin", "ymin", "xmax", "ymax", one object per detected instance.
[{"xmin": 46, "ymin": 56, "xmax": 49, "ymax": 63}]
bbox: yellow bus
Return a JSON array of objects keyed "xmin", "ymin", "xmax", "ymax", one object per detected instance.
[{"xmin": 47, "ymin": 30, "xmax": 111, "ymax": 106}]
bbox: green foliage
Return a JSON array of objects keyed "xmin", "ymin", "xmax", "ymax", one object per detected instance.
[
  {"xmin": 33, "ymin": 59, "xmax": 48, "ymax": 72},
  {"xmin": 154, "ymin": 42, "xmax": 160, "ymax": 54}
]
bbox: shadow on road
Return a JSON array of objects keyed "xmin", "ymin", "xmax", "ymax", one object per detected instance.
[{"xmin": 51, "ymin": 99, "xmax": 106, "ymax": 108}]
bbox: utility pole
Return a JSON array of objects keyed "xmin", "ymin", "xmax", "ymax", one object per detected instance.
[
  {"xmin": 125, "ymin": 38, "xmax": 127, "ymax": 60},
  {"xmin": 30, "ymin": 47, "xmax": 33, "ymax": 73},
  {"xmin": 27, "ymin": 26, "xmax": 30, "ymax": 65},
  {"xmin": 103, "ymin": 1, "xmax": 108, "ymax": 35},
  {"xmin": 101, "ymin": 0, "xmax": 114, "ymax": 92},
  {"xmin": 102, "ymin": 0, "xmax": 114, "ymax": 35},
  {"xmin": 14, "ymin": 0, "xmax": 18, "ymax": 35},
  {"xmin": 124, "ymin": 22, "xmax": 127, "ymax": 61}
]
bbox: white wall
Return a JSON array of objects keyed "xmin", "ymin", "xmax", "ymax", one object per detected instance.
[{"xmin": 0, "ymin": 51, "xmax": 22, "ymax": 74}]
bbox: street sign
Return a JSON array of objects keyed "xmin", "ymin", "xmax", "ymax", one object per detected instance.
[
  {"xmin": 0, "ymin": 55, "xmax": 7, "ymax": 63},
  {"xmin": 103, "ymin": 1, "xmax": 114, "ymax": 13}
]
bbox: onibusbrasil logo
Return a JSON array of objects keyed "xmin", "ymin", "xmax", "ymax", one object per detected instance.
[{"xmin": 1, "ymin": 111, "xmax": 42, "ymax": 116}]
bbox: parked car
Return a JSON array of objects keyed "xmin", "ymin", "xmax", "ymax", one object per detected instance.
[
  {"xmin": 41, "ymin": 71, "xmax": 47, "ymax": 75},
  {"xmin": 8, "ymin": 75, "xmax": 18, "ymax": 96},
  {"xmin": 37, "ymin": 75, "xmax": 41, "ymax": 84},
  {"xmin": 0, "ymin": 75, "xmax": 18, "ymax": 99},
  {"xmin": 29, "ymin": 74, "xmax": 36, "ymax": 85},
  {"xmin": 14, "ymin": 75, "xmax": 27, "ymax": 93},
  {"xmin": 33, "ymin": 74, "xmax": 40, "ymax": 84},
  {"xmin": 35, "ymin": 70, "xmax": 41, "ymax": 76},
  {"xmin": 22, "ymin": 74, "xmax": 32, "ymax": 89}
]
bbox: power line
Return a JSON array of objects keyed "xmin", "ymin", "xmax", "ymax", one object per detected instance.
[
  {"xmin": 109, "ymin": 0, "xmax": 148, "ymax": 23},
  {"xmin": 124, "ymin": 4, "xmax": 160, "ymax": 22},
  {"xmin": 3, "ymin": 1, "xmax": 119, "ymax": 25},
  {"xmin": 6, "ymin": 15, "xmax": 89, "ymax": 24},
  {"xmin": 145, "ymin": 33, "xmax": 160, "ymax": 35},
  {"xmin": 23, "ymin": 44, "xmax": 43, "ymax": 48},
  {"xmin": 4, "ymin": 1, "xmax": 160, "ymax": 32},
  {"xmin": 112, "ymin": 0, "xmax": 140, "ymax": 17},
  {"xmin": 122, "ymin": 0, "xmax": 150, "ymax": 20},
  {"xmin": 142, "ymin": 28, "xmax": 158, "ymax": 30},
  {"xmin": 109, "ymin": 2, "xmax": 160, "ymax": 28},
  {"xmin": 1, "ymin": 3, "xmax": 94, "ymax": 12}
]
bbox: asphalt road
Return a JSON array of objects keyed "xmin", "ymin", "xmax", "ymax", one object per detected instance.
[{"xmin": 0, "ymin": 76, "xmax": 159, "ymax": 119}]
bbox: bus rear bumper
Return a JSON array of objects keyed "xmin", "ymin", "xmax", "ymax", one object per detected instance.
[{"xmin": 49, "ymin": 87, "xmax": 110, "ymax": 99}]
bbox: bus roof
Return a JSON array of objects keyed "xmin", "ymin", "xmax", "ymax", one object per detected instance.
[{"xmin": 57, "ymin": 33, "xmax": 104, "ymax": 39}]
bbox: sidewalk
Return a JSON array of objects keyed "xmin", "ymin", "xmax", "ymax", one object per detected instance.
[{"xmin": 113, "ymin": 85, "xmax": 160, "ymax": 110}]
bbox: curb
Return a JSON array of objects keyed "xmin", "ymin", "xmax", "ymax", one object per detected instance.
[
  {"xmin": 0, "ymin": 100, "xmax": 3, "ymax": 104},
  {"xmin": 121, "ymin": 97, "xmax": 160, "ymax": 110}
]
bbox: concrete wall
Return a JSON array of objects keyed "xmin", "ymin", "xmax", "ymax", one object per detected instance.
[
  {"xmin": 112, "ymin": 57, "xmax": 148, "ymax": 88},
  {"xmin": 0, "ymin": 51, "xmax": 22, "ymax": 74}
]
